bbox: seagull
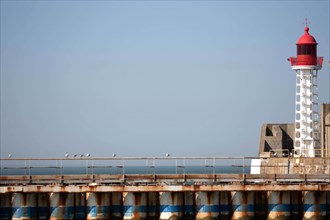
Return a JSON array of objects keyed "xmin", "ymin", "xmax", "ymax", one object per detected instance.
[
  {"xmin": 165, "ymin": 153, "xmax": 170, "ymax": 157},
  {"xmin": 65, "ymin": 152, "xmax": 69, "ymax": 157},
  {"xmin": 112, "ymin": 153, "xmax": 116, "ymax": 157},
  {"xmin": 86, "ymin": 153, "xmax": 90, "ymax": 157},
  {"xmin": 8, "ymin": 154, "xmax": 12, "ymax": 158}
]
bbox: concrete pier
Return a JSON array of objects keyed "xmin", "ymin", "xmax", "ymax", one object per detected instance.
[
  {"xmin": 184, "ymin": 192, "xmax": 195, "ymax": 220},
  {"xmin": 147, "ymin": 192, "xmax": 158, "ymax": 220},
  {"xmin": 231, "ymin": 191, "xmax": 255, "ymax": 220},
  {"xmin": 123, "ymin": 192, "xmax": 147, "ymax": 220},
  {"xmin": 38, "ymin": 193, "xmax": 50, "ymax": 220},
  {"xmin": 195, "ymin": 191, "xmax": 219, "ymax": 220},
  {"xmin": 1, "ymin": 173, "xmax": 330, "ymax": 220},
  {"xmin": 0, "ymin": 193, "xmax": 11, "ymax": 220},
  {"xmin": 303, "ymin": 191, "xmax": 327, "ymax": 220},
  {"xmin": 159, "ymin": 192, "xmax": 183, "ymax": 220},
  {"xmin": 2, "ymin": 190, "xmax": 329, "ymax": 220},
  {"xmin": 75, "ymin": 193, "xmax": 86, "ymax": 220},
  {"xmin": 111, "ymin": 192, "xmax": 123, "ymax": 220},
  {"xmin": 50, "ymin": 192, "xmax": 74, "ymax": 220},
  {"xmin": 86, "ymin": 192, "xmax": 110, "ymax": 220},
  {"xmin": 267, "ymin": 191, "xmax": 291, "ymax": 220},
  {"xmin": 12, "ymin": 192, "xmax": 37, "ymax": 220},
  {"xmin": 219, "ymin": 191, "xmax": 231, "ymax": 220}
]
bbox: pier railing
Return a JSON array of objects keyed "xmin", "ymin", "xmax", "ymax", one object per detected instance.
[
  {"xmin": 1, "ymin": 156, "xmax": 254, "ymax": 176},
  {"xmin": 1, "ymin": 156, "xmax": 330, "ymax": 176}
]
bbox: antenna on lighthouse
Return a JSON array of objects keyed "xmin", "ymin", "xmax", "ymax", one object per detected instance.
[{"xmin": 303, "ymin": 17, "xmax": 310, "ymax": 27}]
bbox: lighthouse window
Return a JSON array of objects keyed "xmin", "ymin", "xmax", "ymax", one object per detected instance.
[
  {"xmin": 298, "ymin": 44, "xmax": 316, "ymax": 55},
  {"xmin": 306, "ymin": 45, "xmax": 311, "ymax": 54},
  {"xmin": 301, "ymin": 45, "xmax": 307, "ymax": 54},
  {"xmin": 297, "ymin": 45, "xmax": 302, "ymax": 55},
  {"xmin": 311, "ymin": 47, "xmax": 316, "ymax": 56}
]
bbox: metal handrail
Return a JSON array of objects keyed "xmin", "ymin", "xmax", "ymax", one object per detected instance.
[{"xmin": 1, "ymin": 156, "xmax": 330, "ymax": 176}]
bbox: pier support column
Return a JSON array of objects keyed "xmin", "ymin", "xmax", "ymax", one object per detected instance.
[
  {"xmin": 195, "ymin": 191, "xmax": 219, "ymax": 220},
  {"xmin": 255, "ymin": 192, "xmax": 267, "ymax": 220},
  {"xmin": 291, "ymin": 191, "xmax": 302, "ymax": 220},
  {"xmin": 0, "ymin": 193, "xmax": 11, "ymax": 220},
  {"xmin": 231, "ymin": 191, "xmax": 254, "ymax": 220},
  {"xmin": 147, "ymin": 192, "xmax": 158, "ymax": 220},
  {"xmin": 219, "ymin": 191, "xmax": 231, "ymax": 220},
  {"xmin": 37, "ymin": 193, "xmax": 49, "ymax": 220},
  {"xmin": 50, "ymin": 192, "xmax": 74, "ymax": 220},
  {"xmin": 75, "ymin": 193, "xmax": 86, "ymax": 220},
  {"xmin": 184, "ymin": 192, "xmax": 195, "ymax": 220},
  {"xmin": 303, "ymin": 191, "xmax": 327, "ymax": 220},
  {"xmin": 327, "ymin": 192, "xmax": 330, "ymax": 219},
  {"xmin": 111, "ymin": 192, "xmax": 122, "ymax": 220},
  {"xmin": 12, "ymin": 192, "xmax": 37, "ymax": 220},
  {"xmin": 267, "ymin": 191, "xmax": 291, "ymax": 220},
  {"xmin": 123, "ymin": 192, "xmax": 147, "ymax": 220},
  {"xmin": 159, "ymin": 192, "xmax": 183, "ymax": 220},
  {"xmin": 86, "ymin": 192, "xmax": 110, "ymax": 220}
]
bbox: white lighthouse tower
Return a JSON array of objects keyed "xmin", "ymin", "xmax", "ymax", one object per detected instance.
[{"xmin": 288, "ymin": 23, "xmax": 323, "ymax": 157}]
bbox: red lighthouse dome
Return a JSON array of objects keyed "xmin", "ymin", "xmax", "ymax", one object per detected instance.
[{"xmin": 297, "ymin": 27, "xmax": 317, "ymax": 45}]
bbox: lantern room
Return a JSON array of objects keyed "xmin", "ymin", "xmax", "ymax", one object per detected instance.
[{"xmin": 288, "ymin": 26, "xmax": 323, "ymax": 67}]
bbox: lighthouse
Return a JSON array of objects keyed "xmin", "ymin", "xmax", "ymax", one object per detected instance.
[{"xmin": 288, "ymin": 23, "xmax": 323, "ymax": 157}]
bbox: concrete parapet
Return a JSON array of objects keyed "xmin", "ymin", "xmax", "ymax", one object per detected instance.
[
  {"xmin": 254, "ymin": 157, "xmax": 330, "ymax": 175},
  {"xmin": 291, "ymin": 157, "xmax": 330, "ymax": 174}
]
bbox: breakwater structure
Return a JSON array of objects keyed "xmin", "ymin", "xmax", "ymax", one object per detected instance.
[{"xmin": 0, "ymin": 156, "xmax": 330, "ymax": 220}]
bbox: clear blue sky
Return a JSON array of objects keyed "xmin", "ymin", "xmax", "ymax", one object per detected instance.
[{"xmin": 1, "ymin": 1, "xmax": 329, "ymax": 158}]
